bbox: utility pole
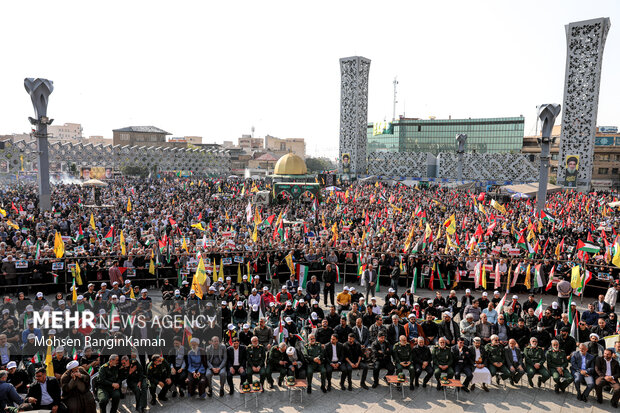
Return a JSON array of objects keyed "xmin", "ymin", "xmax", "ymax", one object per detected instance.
[
  {"xmin": 392, "ymin": 77, "xmax": 398, "ymax": 121},
  {"xmin": 24, "ymin": 78, "xmax": 54, "ymax": 211},
  {"xmin": 536, "ymin": 104, "xmax": 561, "ymax": 213}
]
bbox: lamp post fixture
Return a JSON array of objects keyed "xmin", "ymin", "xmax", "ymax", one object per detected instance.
[
  {"xmin": 24, "ymin": 78, "xmax": 54, "ymax": 211},
  {"xmin": 536, "ymin": 104, "xmax": 561, "ymax": 213},
  {"xmin": 455, "ymin": 134, "xmax": 467, "ymax": 182}
]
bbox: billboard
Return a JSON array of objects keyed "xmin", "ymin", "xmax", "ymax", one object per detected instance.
[{"xmin": 563, "ymin": 155, "xmax": 579, "ymax": 188}]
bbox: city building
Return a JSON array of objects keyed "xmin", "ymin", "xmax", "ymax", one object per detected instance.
[
  {"xmin": 86, "ymin": 136, "xmax": 112, "ymax": 145},
  {"xmin": 238, "ymin": 135, "xmax": 264, "ymax": 149},
  {"xmin": 112, "ymin": 126, "xmax": 171, "ymax": 146},
  {"xmin": 264, "ymin": 135, "xmax": 306, "ymax": 159},
  {"xmin": 47, "ymin": 122, "xmax": 83, "ymax": 141},
  {"xmin": 522, "ymin": 125, "xmax": 620, "ymax": 189},
  {"xmin": 367, "ymin": 116, "xmax": 524, "ymax": 155}
]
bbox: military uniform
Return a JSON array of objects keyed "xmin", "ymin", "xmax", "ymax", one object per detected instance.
[
  {"xmin": 247, "ymin": 344, "xmax": 267, "ymax": 386},
  {"xmin": 432, "ymin": 345, "xmax": 454, "ymax": 387},
  {"xmin": 265, "ymin": 347, "xmax": 288, "ymax": 386},
  {"xmin": 524, "ymin": 345, "xmax": 550, "ymax": 386},
  {"xmin": 546, "ymin": 348, "xmax": 573, "ymax": 391},
  {"xmin": 146, "ymin": 359, "xmax": 172, "ymax": 402},
  {"xmin": 485, "ymin": 343, "xmax": 510, "ymax": 381},
  {"xmin": 304, "ymin": 342, "xmax": 326, "ymax": 390},
  {"xmin": 119, "ymin": 359, "xmax": 148, "ymax": 412},
  {"xmin": 393, "ymin": 342, "xmax": 415, "ymax": 385},
  {"xmin": 97, "ymin": 361, "xmax": 122, "ymax": 413}
]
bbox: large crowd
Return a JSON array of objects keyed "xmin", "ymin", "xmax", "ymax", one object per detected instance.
[{"xmin": 1, "ymin": 177, "xmax": 620, "ymax": 412}]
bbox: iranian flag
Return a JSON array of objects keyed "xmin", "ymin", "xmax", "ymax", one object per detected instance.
[
  {"xmin": 545, "ymin": 266, "xmax": 555, "ymax": 291},
  {"xmin": 34, "ymin": 240, "xmax": 41, "ymax": 260},
  {"xmin": 335, "ymin": 265, "xmax": 341, "ymax": 283},
  {"xmin": 496, "ymin": 293, "xmax": 507, "ymax": 315},
  {"xmin": 575, "ymin": 270, "xmax": 592, "ymax": 296},
  {"xmin": 103, "ymin": 226, "xmax": 114, "ymax": 244},
  {"xmin": 534, "ymin": 299, "xmax": 544, "ymax": 320},
  {"xmin": 297, "ymin": 264, "xmax": 309, "ymax": 289},
  {"xmin": 577, "ymin": 240, "xmax": 600, "ymax": 254},
  {"xmin": 277, "ymin": 316, "xmax": 285, "ymax": 344}
]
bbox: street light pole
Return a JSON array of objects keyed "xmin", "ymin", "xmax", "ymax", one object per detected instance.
[
  {"xmin": 24, "ymin": 78, "xmax": 54, "ymax": 211},
  {"xmin": 456, "ymin": 134, "xmax": 467, "ymax": 182},
  {"xmin": 536, "ymin": 104, "xmax": 561, "ymax": 213}
]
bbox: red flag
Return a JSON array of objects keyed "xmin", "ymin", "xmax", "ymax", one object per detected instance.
[
  {"xmin": 477, "ymin": 193, "xmax": 485, "ymax": 202},
  {"xmin": 474, "ymin": 224, "xmax": 483, "ymax": 238},
  {"xmin": 197, "ymin": 212, "xmax": 202, "ymax": 221},
  {"xmin": 169, "ymin": 217, "xmax": 177, "ymax": 226},
  {"xmin": 545, "ymin": 266, "xmax": 555, "ymax": 291},
  {"xmin": 11, "ymin": 202, "xmax": 18, "ymax": 213}
]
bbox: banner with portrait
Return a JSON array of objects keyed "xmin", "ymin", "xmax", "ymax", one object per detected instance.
[{"xmin": 563, "ymin": 154, "xmax": 579, "ymax": 188}]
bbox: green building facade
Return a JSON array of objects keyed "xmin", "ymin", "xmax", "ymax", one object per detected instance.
[{"xmin": 367, "ymin": 117, "xmax": 524, "ymax": 155}]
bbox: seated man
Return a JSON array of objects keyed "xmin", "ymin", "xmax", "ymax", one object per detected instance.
[
  {"xmin": 484, "ymin": 335, "xmax": 510, "ymax": 385},
  {"xmin": 146, "ymin": 354, "xmax": 172, "ymax": 405},
  {"xmin": 504, "ymin": 338, "xmax": 525, "ymax": 385},
  {"xmin": 392, "ymin": 335, "xmax": 415, "ymax": 390},
  {"xmin": 187, "ymin": 338, "xmax": 208, "ymax": 398},
  {"xmin": 370, "ymin": 332, "xmax": 394, "ymax": 388},
  {"xmin": 432, "ymin": 337, "xmax": 454, "ymax": 391},
  {"xmin": 323, "ymin": 334, "xmax": 347, "ymax": 391},
  {"xmin": 570, "ymin": 343, "xmax": 596, "ymax": 402},
  {"xmin": 246, "ymin": 336, "xmax": 267, "ymax": 390},
  {"xmin": 412, "ymin": 336, "xmax": 433, "ymax": 387},
  {"xmin": 304, "ymin": 334, "xmax": 327, "ymax": 394},
  {"xmin": 97, "ymin": 355, "xmax": 122, "ymax": 413},
  {"xmin": 546, "ymin": 339, "xmax": 573, "ymax": 393},
  {"xmin": 343, "ymin": 333, "xmax": 369, "ymax": 390},
  {"xmin": 595, "ymin": 349, "xmax": 620, "ymax": 407},
  {"xmin": 205, "ymin": 336, "xmax": 228, "ymax": 397},
  {"xmin": 469, "ymin": 337, "xmax": 491, "ymax": 391},
  {"xmin": 266, "ymin": 342, "xmax": 289, "ymax": 388},
  {"xmin": 226, "ymin": 337, "xmax": 248, "ymax": 395},
  {"xmin": 451, "ymin": 337, "xmax": 473, "ymax": 392},
  {"xmin": 524, "ymin": 337, "xmax": 550, "ymax": 388}
]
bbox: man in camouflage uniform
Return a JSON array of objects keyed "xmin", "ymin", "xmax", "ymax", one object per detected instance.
[
  {"xmin": 393, "ymin": 335, "xmax": 415, "ymax": 390},
  {"xmin": 119, "ymin": 355, "xmax": 148, "ymax": 413},
  {"xmin": 485, "ymin": 335, "xmax": 510, "ymax": 385},
  {"xmin": 432, "ymin": 337, "xmax": 454, "ymax": 390},
  {"xmin": 546, "ymin": 339, "xmax": 573, "ymax": 393},
  {"xmin": 246, "ymin": 336, "xmax": 267, "ymax": 390},
  {"xmin": 304, "ymin": 333, "xmax": 326, "ymax": 394},
  {"xmin": 97, "ymin": 354, "xmax": 122, "ymax": 413},
  {"xmin": 524, "ymin": 337, "xmax": 550, "ymax": 387},
  {"xmin": 266, "ymin": 342, "xmax": 289, "ymax": 388},
  {"xmin": 146, "ymin": 354, "xmax": 172, "ymax": 405}
]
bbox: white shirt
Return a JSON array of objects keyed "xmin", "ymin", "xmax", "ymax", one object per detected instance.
[
  {"xmin": 40, "ymin": 380, "xmax": 54, "ymax": 405},
  {"xmin": 331, "ymin": 344, "xmax": 338, "ymax": 362},
  {"xmin": 233, "ymin": 348, "xmax": 240, "ymax": 366},
  {"xmin": 606, "ymin": 359, "xmax": 613, "ymax": 376}
]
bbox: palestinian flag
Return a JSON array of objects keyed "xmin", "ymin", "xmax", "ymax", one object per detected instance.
[
  {"xmin": 516, "ymin": 233, "xmax": 526, "ymax": 250},
  {"xmin": 103, "ymin": 226, "xmax": 114, "ymax": 244},
  {"xmin": 577, "ymin": 240, "xmax": 600, "ymax": 254},
  {"xmin": 540, "ymin": 210, "xmax": 555, "ymax": 222},
  {"xmin": 74, "ymin": 224, "xmax": 84, "ymax": 242},
  {"xmin": 533, "ymin": 299, "xmax": 544, "ymax": 320},
  {"xmin": 533, "ymin": 264, "xmax": 543, "ymax": 289},
  {"xmin": 496, "ymin": 293, "xmax": 507, "ymax": 315},
  {"xmin": 411, "ymin": 268, "xmax": 418, "ymax": 294}
]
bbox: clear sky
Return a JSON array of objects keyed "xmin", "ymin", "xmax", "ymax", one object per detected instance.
[{"xmin": 0, "ymin": 0, "xmax": 618, "ymax": 158}]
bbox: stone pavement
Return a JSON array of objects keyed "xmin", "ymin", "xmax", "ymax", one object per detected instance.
[{"xmin": 119, "ymin": 378, "xmax": 619, "ymax": 413}]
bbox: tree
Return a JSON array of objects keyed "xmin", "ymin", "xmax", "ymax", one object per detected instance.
[{"xmin": 305, "ymin": 157, "xmax": 336, "ymax": 172}]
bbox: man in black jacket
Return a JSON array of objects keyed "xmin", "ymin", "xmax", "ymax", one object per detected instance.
[
  {"xmin": 370, "ymin": 332, "xmax": 394, "ymax": 388},
  {"xmin": 595, "ymin": 349, "xmax": 620, "ymax": 407},
  {"xmin": 226, "ymin": 338, "xmax": 247, "ymax": 395},
  {"xmin": 323, "ymin": 264, "xmax": 337, "ymax": 306},
  {"xmin": 439, "ymin": 312, "xmax": 460, "ymax": 346},
  {"xmin": 323, "ymin": 335, "xmax": 346, "ymax": 391},
  {"xmin": 306, "ymin": 276, "xmax": 321, "ymax": 303},
  {"xmin": 504, "ymin": 338, "xmax": 525, "ymax": 385},
  {"xmin": 452, "ymin": 337, "xmax": 473, "ymax": 392},
  {"xmin": 412, "ymin": 336, "xmax": 433, "ymax": 387},
  {"xmin": 25, "ymin": 367, "xmax": 66, "ymax": 413},
  {"xmin": 343, "ymin": 333, "xmax": 368, "ymax": 390}
]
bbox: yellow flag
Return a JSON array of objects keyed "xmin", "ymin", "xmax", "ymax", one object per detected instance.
[
  {"xmin": 0, "ymin": 208, "xmax": 6, "ymax": 217},
  {"xmin": 444, "ymin": 214, "xmax": 456, "ymax": 235},
  {"xmin": 90, "ymin": 213, "xmax": 96, "ymax": 231},
  {"xmin": 54, "ymin": 232, "xmax": 65, "ymax": 258},
  {"xmin": 490, "ymin": 199, "xmax": 507, "ymax": 215},
  {"xmin": 182, "ymin": 237, "xmax": 188, "ymax": 252},
  {"xmin": 127, "ymin": 197, "xmax": 132, "ymax": 212},
  {"xmin": 45, "ymin": 337, "xmax": 54, "ymax": 377},
  {"xmin": 479, "ymin": 203, "xmax": 486, "ymax": 214},
  {"xmin": 481, "ymin": 264, "xmax": 487, "ymax": 289},
  {"xmin": 130, "ymin": 287, "xmax": 135, "ymax": 299},
  {"xmin": 613, "ymin": 243, "xmax": 620, "ymax": 268},
  {"xmin": 252, "ymin": 223, "xmax": 258, "ymax": 242},
  {"xmin": 571, "ymin": 265, "xmax": 581, "ymax": 289},
  {"xmin": 75, "ymin": 263, "xmax": 83, "ymax": 286},
  {"xmin": 285, "ymin": 252, "xmax": 295, "ymax": 275},
  {"xmin": 195, "ymin": 257, "xmax": 207, "ymax": 285},
  {"xmin": 218, "ymin": 258, "xmax": 224, "ymax": 283},
  {"xmin": 524, "ymin": 264, "xmax": 531, "ymax": 290},
  {"xmin": 191, "ymin": 223, "xmax": 205, "ymax": 231},
  {"xmin": 120, "ymin": 230, "xmax": 126, "ymax": 256},
  {"xmin": 254, "ymin": 207, "xmax": 261, "ymax": 225},
  {"xmin": 149, "ymin": 258, "xmax": 155, "ymax": 275},
  {"xmin": 191, "ymin": 275, "xmax": 203, "ymax": 299},
  {"xmin": 424, "ymin": 223, "xmax": 433, "ymax": 239},
  {"xmin": 6, "ymin": 220, "xmax": 19, "ymax": 230}
]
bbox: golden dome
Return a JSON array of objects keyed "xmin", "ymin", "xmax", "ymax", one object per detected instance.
[{"xmin": 274, "ymin": 153, "xmax": 307, "ymax": 175}]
